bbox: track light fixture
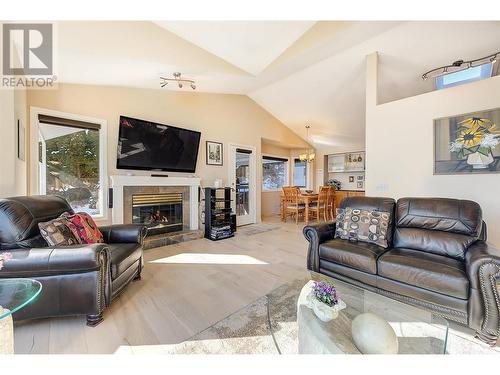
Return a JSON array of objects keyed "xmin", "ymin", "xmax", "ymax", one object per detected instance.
[
  {"xmin": 422, "ymin": 50, "xmax": 499, "ymax": 81},
  {"xmin": 160, "ymin": 72, "xmax": 196, "ymax": 90}
]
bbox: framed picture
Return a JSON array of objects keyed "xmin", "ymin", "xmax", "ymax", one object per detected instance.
[
  {"xmin": 357, "ymin": 175, "xmax": 364, "ymax": 181},
  {"xmin": 206, "ymin": 141, "xmax": 223, "ymax": 166},
  {"xmin": 349, "ymin": 176, "xmax": 354, "ymax": 183},
  {"xmin": 17, "ymin": 119, "xmax": 25, "ymax": 161},
  {"xmin": 434, "ymin": 107, "xmax": 500, "ymax": 175},
  {"xmin": 357, "ymin": 181, "xmax": 364, "ymax": 189}
]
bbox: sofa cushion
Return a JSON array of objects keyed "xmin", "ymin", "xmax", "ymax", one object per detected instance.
[
  {"xmin": 109, "ymin": 243, "xmax": 142, "ymax": 279},
  {"xmin": 393, "ymin": 198, "xmax": 482, "ymax": 260},
  {"xmin": 335, "ymin": 207, "xmax": 391, "ymax": 248},
  {"xmin": 377, "ymin": 248, "xmax": 469, "ymax": 300},
  {"xmin": 319, "ymin": 238, "xmax": 388, "ymax": 274},
  {"xmin": 38, "ymin": 214, "xmax": 81, "ymax": 246},
  {"xmin": 339, "ymin": 197, "xmax": 396, "ymax": 246},
  {"xmin": 0, "ymin": 195, "xmax": 74, "ymax": 249},
  {"xmin": 62, "ymin": 212, "xmax": 104, "ymax": 244}
]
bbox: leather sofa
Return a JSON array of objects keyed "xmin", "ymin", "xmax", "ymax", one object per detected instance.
[
  {"xmin": 304, "ymin": 196, "xmax": 500, "ymax": 345},
  {"xmin": 0, "ymin": 195, "xmax": 147, "ymax": 326}
]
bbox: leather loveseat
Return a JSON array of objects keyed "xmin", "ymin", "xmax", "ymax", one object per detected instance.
[
  {"xmin": 304, "ymin": 196, "xmax": 500, "ymax": 345},
  {"xmin": 0, "ymin": 195, "xmax": 147, "ymax": 326}
]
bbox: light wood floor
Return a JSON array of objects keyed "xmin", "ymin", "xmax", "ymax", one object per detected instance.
[
  {"xmin": 14, "ymin": 216, "xmax": 308, "ymax": 354},
  {"xmin": 13, "ymin": 216, "xmax": 500, "ymax": 354}
]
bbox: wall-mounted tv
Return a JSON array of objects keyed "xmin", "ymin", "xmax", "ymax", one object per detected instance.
[{"xmin": 117, "ymin": 116, "xmax": 201, "ymax": 173}]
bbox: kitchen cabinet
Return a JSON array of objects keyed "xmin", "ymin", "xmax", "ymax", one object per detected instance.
[{"xmin": 327, "ymin": 152, "xmax": 365, "ymax": 173}]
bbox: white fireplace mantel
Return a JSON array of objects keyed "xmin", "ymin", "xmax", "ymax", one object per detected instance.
[{"xmin": 110, "ymin": 175, "xmax": 200, "ymax": 230}]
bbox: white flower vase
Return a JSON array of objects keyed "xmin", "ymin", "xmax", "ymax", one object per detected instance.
[
  {"xmin": 307, "ymin": 292, "xmax": 346, "ymax": 322},
  {"xmin": 467, "ymin": 151, "xmax": 494, "ymax": 169}
]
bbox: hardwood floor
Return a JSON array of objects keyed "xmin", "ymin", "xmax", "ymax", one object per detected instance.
[
  {"xmin": 13, "ymin": 216, "xmax": 308, "ymax": 354},
  {"xmin": 12, "ymin": 216, "xmax": 500, "ymax": 354}
]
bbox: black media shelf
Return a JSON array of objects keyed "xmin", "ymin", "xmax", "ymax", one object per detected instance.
[{"xmin": 204, "ymin": 187, "xmax": 236, "ymax": 241}]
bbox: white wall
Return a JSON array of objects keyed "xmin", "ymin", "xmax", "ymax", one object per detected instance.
[{"xmin": 366, "ymin": 53, "xmax": 500, "ymax": 246}]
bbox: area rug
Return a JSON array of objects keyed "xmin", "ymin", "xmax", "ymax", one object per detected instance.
[
  {"xmin": 237, "ymin": 223, "xmax": 282, "ymax": 236},
  {"xmin": 149, "ymin": 277, "xmax": 499, "ymax": 354}
]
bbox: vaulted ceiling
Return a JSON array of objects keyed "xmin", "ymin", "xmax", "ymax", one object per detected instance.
[{"xmin": 55, "ymin": 21, "xmax": 500, "ymax": 154}]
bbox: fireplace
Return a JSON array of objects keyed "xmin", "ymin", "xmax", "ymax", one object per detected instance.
[{"xmin": 131, "ymin": 193, "xmax": 183, "ymax": 235}]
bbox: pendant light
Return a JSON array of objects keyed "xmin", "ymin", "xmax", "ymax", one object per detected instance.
[{"xmin": 299, "ymin": 125, "xmax": 315, "ymax": 163}]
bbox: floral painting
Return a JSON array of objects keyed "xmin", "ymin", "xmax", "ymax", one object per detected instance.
[{"xmin": 434, "ymin": 108, "xmax": 500, "ymax": 174}]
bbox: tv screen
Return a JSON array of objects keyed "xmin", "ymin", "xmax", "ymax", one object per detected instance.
[{"xmin": 117, "ymin": 116, "xmax": 201, "ymax": 173}]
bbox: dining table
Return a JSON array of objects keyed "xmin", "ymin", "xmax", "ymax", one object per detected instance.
[{"xmin": 280, "ymin": 192, "xmax": 319, "ymax": 225}]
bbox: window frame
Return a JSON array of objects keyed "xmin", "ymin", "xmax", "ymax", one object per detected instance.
[
  {"xmin": 30, "ymin": 107, "xmax": 108, "ymax": 221},
  {"xmin": 261, "ymin": 154, "xmax": 289, "ymax": 192},
  {"xmin": 293, "ymin": 158, "xmax": 308, "ymax": 188}
]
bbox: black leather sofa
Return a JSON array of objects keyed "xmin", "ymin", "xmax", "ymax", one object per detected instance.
[
  {"xmin": 0, "ymin": 195, "xmax": 147, "ymax": 326},
  {"xmin": 304, "ymin": 196, "xmax": 500, "ymax": 345}
]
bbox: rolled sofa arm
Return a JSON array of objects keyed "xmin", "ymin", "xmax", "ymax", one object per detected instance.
[
  {"xmin": 99, "ymin": 224, "xmax": 147, "ymax": 244},
  {"xmin": 303, "ymin": 221, "xmax": 336, "ymax": 272},
  {"xmin": 0, "ymin": 243, "xmax": 110, "ymax": 277},
  {"xmin": 465, "ymin": 240, "xmax": 500, "ymax": 345},
  {"xmin": 1, "ymin": 244, "xmax": 111, "ymax": 321}
]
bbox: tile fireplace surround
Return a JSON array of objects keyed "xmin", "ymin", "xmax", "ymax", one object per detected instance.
[{"xmin": 109, "ymin": 175, "xmax": 200, "ymax": 230}]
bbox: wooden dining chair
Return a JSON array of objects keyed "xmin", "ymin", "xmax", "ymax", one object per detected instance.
[
  {"xmin": 309, "ymin": 186, "xmax": 329, "ymax": 222},
  {"xmin": 327, "ymin": 186, "xmax": 336, "ymax": 220},
  {"xmin": 283, "ymin": 186, "xmax": 305, "ymax": 224}
]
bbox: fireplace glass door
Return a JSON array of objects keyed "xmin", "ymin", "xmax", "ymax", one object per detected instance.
[{"xmin": 132, "ymin": 193, "xmax": 183, "ymax": 235}]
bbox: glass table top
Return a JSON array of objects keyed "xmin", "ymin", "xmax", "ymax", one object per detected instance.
[
  {"xmin": 266, "ymin": 271, "xmax": 449, "ymax": 354},
  {"xmin": 0, "ymin": 278, "xmax": 42, "ymax": 320}
]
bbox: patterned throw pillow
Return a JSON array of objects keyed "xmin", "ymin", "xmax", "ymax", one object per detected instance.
[
  {"xmin": 62, "ymin": 212, "xmax": 104, "ymax": 244},
  {"xmin": 335, "ymin": 207, "xmax": 391, "ymax": 248},
  {"xmin": 39, "ymin": 214, "xmax": 81, "ymax": 247}
]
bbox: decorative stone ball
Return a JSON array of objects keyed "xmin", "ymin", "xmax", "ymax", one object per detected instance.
[{"xmin": 351, "ymin": 313, "xmax": 398, "ymax": 354}]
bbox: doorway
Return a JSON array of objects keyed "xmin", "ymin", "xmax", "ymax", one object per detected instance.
[{"xmin": 228, "ymin": 144, "xmax": 256, "ymax": 226}]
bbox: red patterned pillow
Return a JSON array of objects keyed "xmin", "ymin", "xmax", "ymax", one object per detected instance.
[{"xmin": 62, "ymin": 212, "xmax": 104, "ymax": 244}]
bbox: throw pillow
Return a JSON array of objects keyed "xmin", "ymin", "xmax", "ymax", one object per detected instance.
[
  {"xmin": 62, "ymin": 212, "xmax": 104, "ymax": 244},
  {"xmin": 335, "ymin": 207, "xmax": 390, "ymax": 248},
  {"xmin": 38, "ymin": 214, "xmax": 81, "ymax": 247}
]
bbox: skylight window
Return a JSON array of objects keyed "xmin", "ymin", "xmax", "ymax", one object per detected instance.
[{"xmin": 436, "ymin": 63, "xmax": 493, "ymax": 89}]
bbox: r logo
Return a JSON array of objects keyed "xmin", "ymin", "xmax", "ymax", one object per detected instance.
[{"xmin": 2, "ymin": 23, "xmax": 53, "ymax": 75}]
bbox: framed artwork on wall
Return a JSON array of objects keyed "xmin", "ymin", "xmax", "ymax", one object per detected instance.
[
  {"xmin": 206, "ymin": 141, "xmax": 223, "ymax": 166},
  {"xmin": 434, "ymin": 107, "xmax": 500, "ymax": 175}
]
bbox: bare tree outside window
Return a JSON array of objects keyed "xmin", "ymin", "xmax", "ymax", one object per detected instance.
[{"xmin": 262, "ymin": 157, "xmax": 288, "ymax": 191}]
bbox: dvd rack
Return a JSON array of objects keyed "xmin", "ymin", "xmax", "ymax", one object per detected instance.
[{"xmin": 204, "ymin": 187, "xmax": 235, "ymax": 241}]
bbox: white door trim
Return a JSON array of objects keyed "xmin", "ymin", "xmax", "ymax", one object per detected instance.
[
  {"xmin": 228, "ymin": 143, "xmax": 257, "ymax": 226},
  {"xmin": 29, "ymin": 106, "xmax": 108, "ymax": 221}
]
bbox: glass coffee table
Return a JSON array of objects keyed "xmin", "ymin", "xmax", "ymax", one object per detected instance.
[
  {"xmin": 266, "ymin": 271, "xmax": 449, "ymax": 354},
  {"xmin": 0, "ymin": 278, "xmax": 42, "ymax": 354}
]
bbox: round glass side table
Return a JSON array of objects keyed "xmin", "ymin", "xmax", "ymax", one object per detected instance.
[{"xmin": 0, "ymin": 278, "xmax": 42, "ymax": 354}]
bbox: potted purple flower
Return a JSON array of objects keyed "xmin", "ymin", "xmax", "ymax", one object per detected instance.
[{"xmin": 307, "ymin": 280, "xmax": 346, "ymax": 322}]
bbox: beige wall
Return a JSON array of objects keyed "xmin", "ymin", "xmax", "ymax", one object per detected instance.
[
  {"xmin": 0, "ymin": 87, "xmax": 27, "ymax": 198},
  {"xmin": 27, "ymin": 83, "xmax": 308, "ymax": 224},
  {"xmin": 366, "ymin": 53, "xmax": 500, "ymax": 246}
]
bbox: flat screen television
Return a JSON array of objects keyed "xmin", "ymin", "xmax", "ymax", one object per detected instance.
[{"xmin": 117, "ymin": 116, "xmax": 201, "ymax": 173}]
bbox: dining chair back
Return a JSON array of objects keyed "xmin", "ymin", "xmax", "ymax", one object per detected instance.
[
  {"xmin": 282, "ymin": 186, "xmax": 305, "ymax": 224},
  {"xmin": 327, "ymin": 186, "xmax": 336, "ymax": 220}
]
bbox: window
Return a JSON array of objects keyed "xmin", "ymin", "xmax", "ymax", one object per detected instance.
[
  {"xmin": 293, "ymin": 158, "xmax": 307, "ymax": 188},
  {"xmin": 262, "ymin": 156, "xmax": 288, "ymax": 191},
  {"xmin": 37, "ymin": 114, "xmax": 106, "ymax": 218},
  {"xmin": 436, "ymin": 63, "xmax": 493, "ymax": 90}
]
